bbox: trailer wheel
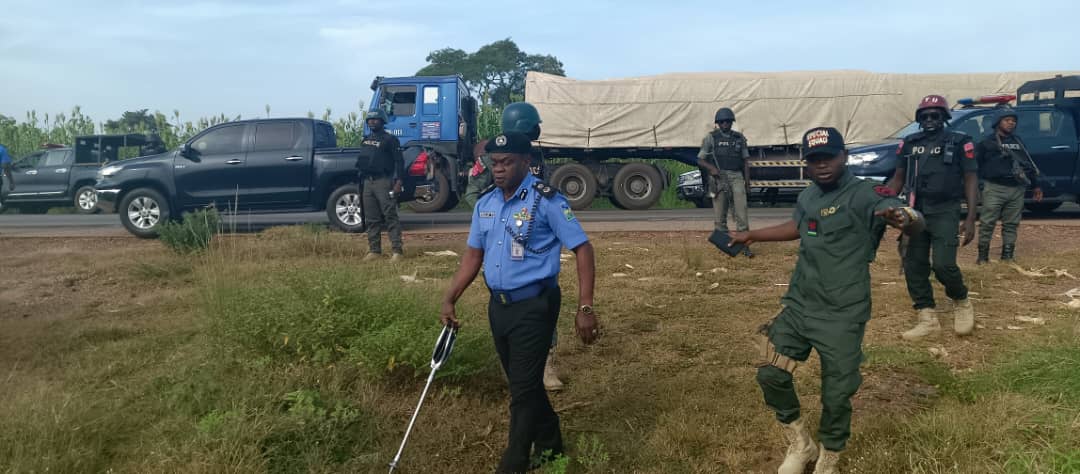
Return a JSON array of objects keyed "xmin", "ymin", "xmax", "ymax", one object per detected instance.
[
  {"xmin": 612, "ymin": 163, "xmax": 663, "ymax": 210},
  {"xmin": 549, "ymin": 163, "xmax": 596, "ymax": 210}
]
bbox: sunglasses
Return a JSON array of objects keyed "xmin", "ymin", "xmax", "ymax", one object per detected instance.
[
  {"xmin": 917, "ymin": 112, "xmax": 944, "ymax": 121},
  {"xmin": 717, "ymin": 120, "xmax": 734, "ymax": 125}
]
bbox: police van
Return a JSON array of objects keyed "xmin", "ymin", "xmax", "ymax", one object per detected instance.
[{"xmin": 847, "ymin": 75, "xmax": 1080, "ymax": 213}]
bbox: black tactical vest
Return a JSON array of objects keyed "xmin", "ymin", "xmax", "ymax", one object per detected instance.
[
  {"xmin": 356, "ymin": 132, "xmax": 394, "ymax": 176},
  {"xmin": 711, "ymin": 130, "xmax": 745, "ymax": 171},
  {"xmin": 907, "ymin": 131, "xmax": 964, "ymax": 202}
]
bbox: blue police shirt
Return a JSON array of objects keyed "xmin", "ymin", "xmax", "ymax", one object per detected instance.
[
  {"xmin": 0, "ymin": 145, "xmax": 11, "ymax": 165},
  {"xmin": 467, "ymin": 174, "xmax": 589, "ymax": 291}
]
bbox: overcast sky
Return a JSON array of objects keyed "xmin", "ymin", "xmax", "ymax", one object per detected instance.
[{"xmin": 2, "ymin": 0, "xmax": 1077, "ymax": 125}]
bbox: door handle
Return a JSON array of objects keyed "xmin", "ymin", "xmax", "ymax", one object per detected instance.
[
  {"xmin": 26, "ymin": 170, "xmax": 37, "ymax": 175},
  {"xmin": 1051, "ymin": 145, "xmax": 1071, "ymax": 150},
  {"xmin": 226, "ymin": 159, "xmax": 243, "ymax": 165},
  {"xmin": 408, "ymin": 122, "xmax": 417, "ymax": 128},
  {"xmin": 284, "ymin": 156, "xmax": 304, "ymax": 161},
  {"xmin": 56, "ymin": 168, "xmax": 68, "ymax": 173}
]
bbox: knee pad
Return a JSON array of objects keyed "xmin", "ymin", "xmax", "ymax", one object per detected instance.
[{"xmin": 754, "ymin": 319, "xmax": 798, "ymax": 373}]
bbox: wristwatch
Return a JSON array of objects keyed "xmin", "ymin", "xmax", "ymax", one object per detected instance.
[{"xmin": 578, "ymin": 304, "xmax": 594, "ymax": 315}]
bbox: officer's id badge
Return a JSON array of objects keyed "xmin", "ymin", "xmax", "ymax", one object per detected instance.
[
  {"xmin": 511, "ymin": 240, "xmax": 525, "ymax": 261},
  {"xmin": 512, "ymin": 207, "xmax": 531, "ymax": 227},
  {"xmin": 562, "ymin": 204, "xmax": 576, "ymax": 221},
  {"xmin": 963, "ymin": 142, "xmax": 975, "ymax": 159},
  {"xmin": 807, "ymin": 219, "xmax": 819, "ymax": 237},
  {"xmin": 479, "ymin": 211, "xmax": 495, "ymax": 218}
]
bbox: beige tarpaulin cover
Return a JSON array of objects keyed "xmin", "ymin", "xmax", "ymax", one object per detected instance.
[{"xmin": 525, "ymin": 70, "xmax": 1079, "ymax": 148}]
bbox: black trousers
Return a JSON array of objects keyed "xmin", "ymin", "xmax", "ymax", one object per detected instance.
[{"xmin": 489, "ymin": 286, "xmax": 563, "ymax": 473}]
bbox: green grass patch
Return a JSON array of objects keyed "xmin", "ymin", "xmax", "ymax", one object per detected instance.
[{"xmin": 200, "ymin": 263, "xmax": 496, "ymax": 380}]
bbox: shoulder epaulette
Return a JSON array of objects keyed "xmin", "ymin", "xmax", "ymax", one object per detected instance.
[{"xmin": 532, "ymin": 181, "xmax": 557, "ymax": 198}]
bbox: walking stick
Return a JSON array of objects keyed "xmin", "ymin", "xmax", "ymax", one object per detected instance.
[{"xmin": 388, "ymin": 324, "xmax": 458, "ymax": 473}]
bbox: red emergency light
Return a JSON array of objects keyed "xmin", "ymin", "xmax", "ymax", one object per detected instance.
[
  {"xmin": 956, "ymin": 94, "xmax": 1016, "ymax": 106},
  {"xmin": 40, "ymin": 143, "xmax": 66, "ymax": 149}
]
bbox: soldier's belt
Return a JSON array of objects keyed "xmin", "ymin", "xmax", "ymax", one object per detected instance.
[{"xmin": 490, "ymin": 277, "xmax": 558, "ymax": 305}]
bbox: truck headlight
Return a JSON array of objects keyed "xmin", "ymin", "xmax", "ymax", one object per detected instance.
[
  {"xmin": 99, "ymin": 165, "xmax": 124, "ymax": 178},
  {"xmin": 847, "ymin": 152, "xmax": 881, "ymax": 165}
]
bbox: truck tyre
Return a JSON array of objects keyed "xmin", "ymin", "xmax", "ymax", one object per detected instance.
[
  {"xmin": 326, "ymin": 184, "xmax": 365, "ymax": 233},
  {"xmin": 407, "ymin": 168, "xmax": 451, "ymax": 213},
  {"xmin": 695, "ymin": 198, "xmax": 711, "ymax": 209},
  {"xmin": 119, "ymin": 188, "xmax": 171, "ymax": 239},
  {"xmin": 73, "ymin": 185, "xmax": 100, "ymax": 214},
  {"xmin": 611, "ymin": 163, "xmax": 663, "ymax": 210},
  {"xmin": 549, "ymin": 163, "xmax": 596, "ymax": 210}
]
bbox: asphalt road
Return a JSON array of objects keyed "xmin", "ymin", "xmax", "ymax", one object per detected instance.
[{"xmin": 2, "ymin": 204, "xmax": 1079, "ymax": 238}]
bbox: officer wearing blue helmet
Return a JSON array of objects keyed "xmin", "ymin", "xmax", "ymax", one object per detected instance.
[
  {"xmin": 440, "ymin": 132, "xmax": 598, "ymax": 473},
  {"xmin": 464, "ymin": 102, "xmax": 544, "ymax": 208}
]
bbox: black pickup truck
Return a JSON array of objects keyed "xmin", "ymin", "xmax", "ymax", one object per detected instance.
[
  {"xmin": 849, "ymin": 75, "xmax": 1080, "ymax": 213},
  {"xmin": 96, "ymin": 118, "xmax": 420, "ymax": 238},
  {"xmin": 5, "ymin": 135, "xmax": 153, "ymax": 214}
]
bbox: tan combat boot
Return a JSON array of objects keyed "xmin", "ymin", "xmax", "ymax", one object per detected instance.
[
  {"xmin": 777, "ymin": 418, "xmax": 817, "ymax": 474},
  {"xmin": 543, "ymin": 348, "xmax": 564, "ymax": 391},
  {"xmin": 952, "ymin": 298, "xmax": 974, "ymax": 336},
  {"xmin": 813, "ymin": 443, "xmax": 841, "ymax": 474},
  {"xmin": 390, "ymin": 252, "xmax": 404, "ymax": 262},
  {"xmin": 363, "ymin": 252, "xmax": 381, "ymax": 262},
  {"xmin": 902, "ymin": 308, "xmax": 940, "ymax": 341}
]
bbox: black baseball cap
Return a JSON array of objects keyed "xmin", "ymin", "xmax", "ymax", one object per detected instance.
[
  {"xmin": 802, "ymin": 127, "xmax": 845, "ymax": 160},
  {"xmin": 485, "ymin": 132, "xmax": 532, "ymax": 154}
]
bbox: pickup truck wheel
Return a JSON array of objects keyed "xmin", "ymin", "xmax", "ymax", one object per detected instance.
[
  {"xmin": 695, "ymin": 198, "xmax": 711, "ymax": 208},
  {"xmin": 119, "ymin": 188, "xmax": 170, "ymax": 238},
  {"xmin": 550, "ymin": 163, "xmax": 596, "ymax": 210},
  {"xmin": 73, "ymin": 185, "xmax": 100, "ymax": 214},
  {"xmin": 327, "ymin": 184, "xmax": 365, "ymax": 233},
  {"xmin": 407, "ymin": 169, "xmax": 451, "ymax": 213},
  {"xmin": 611, "ymin": 163, "xmax": 663, "ymax": 210}
]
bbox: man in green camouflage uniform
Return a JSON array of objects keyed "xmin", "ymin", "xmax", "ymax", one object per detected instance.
[{"xmin": 731, "ymin": 127, "xmax": 925, "ymax": 474}]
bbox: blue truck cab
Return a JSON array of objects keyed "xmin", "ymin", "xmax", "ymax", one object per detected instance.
[{"xmin": 367, "ymin": 75, "xmax": 478, "ymax": 212}]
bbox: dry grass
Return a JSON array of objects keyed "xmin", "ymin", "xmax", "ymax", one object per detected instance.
[{"xmin": 1, "ymin": 224, "xmax": 1078, "ymax": 473}]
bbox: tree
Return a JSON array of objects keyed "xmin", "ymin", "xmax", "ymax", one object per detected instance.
[
  {"xmin": 104, "ymin": 109, "xmax": 158, "ymax": 134},
  {"xmin": 416, "ymin": 38, "xmax": 564, "ymax": 107}
]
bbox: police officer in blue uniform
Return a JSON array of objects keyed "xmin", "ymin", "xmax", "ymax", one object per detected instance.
[{"xmin": 440, "ymin": 132, "xmax": 599, "ymax": 473}]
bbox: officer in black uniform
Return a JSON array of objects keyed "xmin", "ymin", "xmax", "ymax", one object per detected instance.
[
  {"xmin": 357, "ymin": 110, "xmax": 406, "ymax": 261},
  {"xmin": 440, "ymin": 132, "xmax": 598, "ymax": 473},
  {"xmin": 886, "ymin": 94, "xmax": 978, "ymax": 340},
  {"xmin": 698, "ymin": 107, "xmax": 753, "ymax": 256},
  {"xmin": 975, "ymin": 107, "xmax": 1045, "ymax": 263}
]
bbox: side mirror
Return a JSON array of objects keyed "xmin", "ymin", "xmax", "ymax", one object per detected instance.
[{"xmin": 180, "ymin": 143, "xmax": 194, "ymax": 158}]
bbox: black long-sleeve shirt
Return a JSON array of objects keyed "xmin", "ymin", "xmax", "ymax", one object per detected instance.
[{"xmin": 975, "ymin": 132, "xmax": 1042, "ymax": 188}]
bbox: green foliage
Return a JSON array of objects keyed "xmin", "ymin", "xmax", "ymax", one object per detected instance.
[
  {"xmin": 200, "ymin": 264, "xmax": 494, "ymax": 380},
  {"xmin": 158, "ymin": 207, "xmax": 221, "ymax": 254},
  {"xmin": 417, "ymin": 38, "xmax": 564, "ymax": 106},
  {"xmin": 574, "ymin": 434, "xmax": 611, "ymax": 469}
]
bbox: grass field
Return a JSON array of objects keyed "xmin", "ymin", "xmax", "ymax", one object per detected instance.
[{"xmin": 1, "ymin": 224, "xmax": 1078, "ymax": 473}]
